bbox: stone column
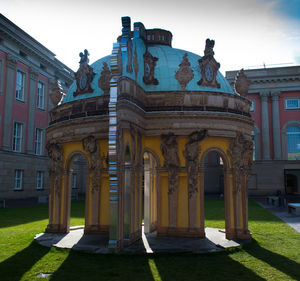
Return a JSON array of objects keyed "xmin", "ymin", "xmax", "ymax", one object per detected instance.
[
  {"xmin": 271, "ymin": 91, "xmax": 281, "ymax": 160},
  {"xmin": 2, "ymin": 54, "xmax": 17, "ymax": 150},
  {"xmin": 260, "ymin": 91, "xmax": 271, "ymax": 160},
  {"xmin": 27, "ymin": 67, "xmax": 39, "ymax": 154}
]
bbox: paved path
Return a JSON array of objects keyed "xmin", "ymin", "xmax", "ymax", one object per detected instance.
[
  {"xmin": 35, "ymin": 226, "xmax": 249, "ymax": 254},
  {"xmin": 254, "ymin": 199, "xmax": 300, "ymax": 233}
]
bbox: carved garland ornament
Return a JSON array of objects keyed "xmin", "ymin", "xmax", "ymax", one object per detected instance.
[
  {"xmin": 161, "ymin": 133, "xmax": 180, "ymax": 194},
  {"xmin": 175, "ymin": 53, "xmax": 194, "ymax": 90},
  {"xmin": 198, "ymin": 39, "xmax": 220, "ymax": 88},
  {"xmin": 82, "ymin": 135, "xmax": 102, "ymax": 193},
  {"xmin": 74, "ymin": 49, "xmax": 95, "ymax": 97},
  {"xmin": 46, "ymin": 141, "xmax": 64, "ymax": 196},
  {"xmin": 184, "ymin": 130, "xmax": 207, "ymax": 198},
  {"xmin": 98, "ymin": 62, "xmax": 112, "ymax": 94},
  {"xmin": 227, "ymin": 132, "xmax": 253, "ymax": 193},
  {"xmin": 126, "ymin": 39, "xmax": 133, "ymax": 73}
]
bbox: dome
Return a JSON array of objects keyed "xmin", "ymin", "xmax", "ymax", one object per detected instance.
[{"xmin": 61, "ymin": 21, "xmax": 234, "ymax": 104}]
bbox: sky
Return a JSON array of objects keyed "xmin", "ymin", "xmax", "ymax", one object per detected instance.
[{"xmin": 1, "ymin": 0, "xmax": 300, "ymax": 74}]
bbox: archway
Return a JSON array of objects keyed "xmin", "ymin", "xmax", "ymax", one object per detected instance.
[
  {"xmin": 65, "ymin": 152, "xmax": 89, "ymax": 232},
  {"xmin": 143, "ymin": 150, "xmax": 158, "ymax": 234},
  {"xmin": 200, "ymin": 148, "xmax": 230, "ymax": 237}
]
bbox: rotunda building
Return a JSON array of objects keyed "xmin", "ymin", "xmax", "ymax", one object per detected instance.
[{"xmin": 46, "ymin": 17, "xmax": 254, "ymax": 251}]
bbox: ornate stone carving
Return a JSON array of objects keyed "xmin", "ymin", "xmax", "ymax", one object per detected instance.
[
  {"xmin": 98, "ymin": 62, "xmax": 111, "ymax": 94},
  {"xmin": 227, "ymin": 132, "xmax": 253, "ymax": 193},
  {"xmin": 161, "ymin": 133, "xmax": 180, "ymax": 194},
  {"xmin": 184, "ymin": 130, "xmax": 207, "ymax": 198},
  {"xmin": 82, "ymin": 135, "xmax": 102, "ymax": 193},
  {"xmin": 143, "ymin": 49, "xmax": 159, "ymax": 85},
  {"xmin": 198, "ymin": 39, "xmax": 220, "ymax": 88},
  {"xmin": 234, "ymin": 69, "xmax": 251, "ymax": 96},
  {"xmin": 50, "ymin": 80, "xmax": 65, "ymax": 106},
  {"xmin": 175, "ymin": 53, "xmax": 194, "ymax": 90},
  {"xmin": 133, "ymin": 43, "xmax": 139, "ymax": 80},
  {"xmin": 46, "ymin": 141, "xmax": 64, "ymax": 196},
  {"xmin": 74, "ymin": 49, "xmax": 95, "ymax": 97},
  {"xmin": 126, "ymin": 39, "xmax": 133, "ymax": 73}
]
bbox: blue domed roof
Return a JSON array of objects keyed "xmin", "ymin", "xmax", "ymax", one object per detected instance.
[{"xmin": 61, "ymin": 22, "xmax": 234, "ymax": 104}]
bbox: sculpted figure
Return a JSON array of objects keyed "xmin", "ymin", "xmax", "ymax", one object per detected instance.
[{"xmin": 82, "ymin": 136, "xmax": 102, "ymax": 193}]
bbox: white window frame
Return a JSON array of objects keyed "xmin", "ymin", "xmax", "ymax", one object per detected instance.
[
  {"xmin": 13, "ymin": 122, "xmax": 23, "ymax": 152},
  {"xmin": 36, "ymin": 171, "xmax": 44, "ymax": 190},
  {"xmin": 37, "ymin": 81, "xmax": 45, "ymax": 109},
  {"xmin": 71, "ymin": 173, "xmax": 77, "ymax": 189},
  {"xmin": 35, "ymin": 128, "xmax": 43, "ymax": 155},
  {"xmin": 285, "ymin": 98, "xmax": 300, "ymax": 110},
  {"xmin": 15, "ymin": 70, "xmax": 26, "ymax": 101},
  {"xmin": 14, "ymin": 169, "xmax": 23, "ymax": 190}
]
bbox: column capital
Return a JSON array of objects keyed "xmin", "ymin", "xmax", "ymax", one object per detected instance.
[
  {"xmin": 6, "ymin": 54, "xmax": 17, "ymax": 69},
  {"xmin": 259, "ymin": 91, "xmax": 269, "ymax": 101},
  {"xmin": 271, "ymin": 91, "xmax": 281, "ymax": 101}
]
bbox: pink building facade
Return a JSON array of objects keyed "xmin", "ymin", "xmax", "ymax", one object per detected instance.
[
  {"xmin": 0, "ymin": 14, "xmax": 73, "ymax": 200},
  {"xmin": 226, "ymin": 66, "xmax": 300, "ymax": 195}
]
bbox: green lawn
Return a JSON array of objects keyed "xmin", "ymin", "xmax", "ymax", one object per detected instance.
[{"xmin": 0, "ymin": 199, "xmax": 299, "ymax": 281}]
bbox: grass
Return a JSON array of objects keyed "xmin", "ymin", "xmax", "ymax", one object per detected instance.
[{"xmin": 0, "ymin": 199, "xmax": 299, "ymax": 281}]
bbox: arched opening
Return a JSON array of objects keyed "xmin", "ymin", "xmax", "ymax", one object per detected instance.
[
  {"xmin": 201, "ymin": 149, "xmax": 228, "ymax": 233},
  {"xmin": 285, "ymin": 170, "xmax": 300, "ymax": 195},
  {"xmin": 66, "ymin": 152, "xmax": 88, "ymax": 229},
  {"xmin": 143, "ymin": 151, "xmax": 158, "ymax": 234}
]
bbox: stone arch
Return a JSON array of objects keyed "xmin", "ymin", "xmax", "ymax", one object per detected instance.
[
  {"xmin": 63, "ymin": 150, "xmax": 90, "ymax": 233},
  {"xmin": 199, "ymin": 146, "xmax": 231, "ymax": 238},
  {"xmin": 282, "ymin": 120, "xmax": 300, "ymax": 160}
]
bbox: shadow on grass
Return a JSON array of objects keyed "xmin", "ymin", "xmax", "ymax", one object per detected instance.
[
  {"xmin": 244, "ymin": 239, "xmax": 300, "ymax": 280},
  {"xmin": 152, "ymin": 251, "xmax": 266, "ymax": 281},
  {"xmin": 0, "ymin": 205, "xmax": 48, "ymax": 228},
  {"xmin": 0, "ymin": 241, "xmax": 49, "ymax": 281},
  {"xmin": 50, "ymin": 251, "xmax": 154, "ymax": 281}
]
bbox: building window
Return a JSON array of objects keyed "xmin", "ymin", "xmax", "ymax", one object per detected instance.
[
  {"xmin": 250, "ymin": 99, "xmax": 255, "ymax": 112},
  {"xmin": 285, "ymin": 99, "xmax": 300, "ymax": 110},
  {"xmin": 13, "ymin": 122, "xmax": 23, "ymax": 152},
  {"xmin": 14, "ymin": 169, "xmax": 23, "ymax": 190},
  {"xmin": 0, "ymin": 59, "xmax": 3, "ymax": 94},
  {"xmin": 36, "ymin": 171, "xmax": 44, "ymax": 190},
  {"xmin": 71, "ymin": 173, "xmax": 77, "ymax": 189},
  {"xmin": 35, "ymin": 128, "xmax": 43, "ymax": 155},
  {"xmin": 37, "ymin": 82, "xmax": 45, "ymax": 109},
  {"xmin": 287, "ymin": 126, "xmax": 300, "ymax": 160},
  {"xmin": 251, "ymin": 130, "xmax": 256, "ymax": 160},
  {"xmin": 15, "ymin": 70, "xmax": 25, "ymax": 101}
]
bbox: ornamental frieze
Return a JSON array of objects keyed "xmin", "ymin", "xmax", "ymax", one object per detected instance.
[
  {"xmin": 74, "ymin": 49, "xmax": 95, "ymax": 97},
  {"xmin": 175, "ymin": 53, "xmax": 194, "ymax": 90}
]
